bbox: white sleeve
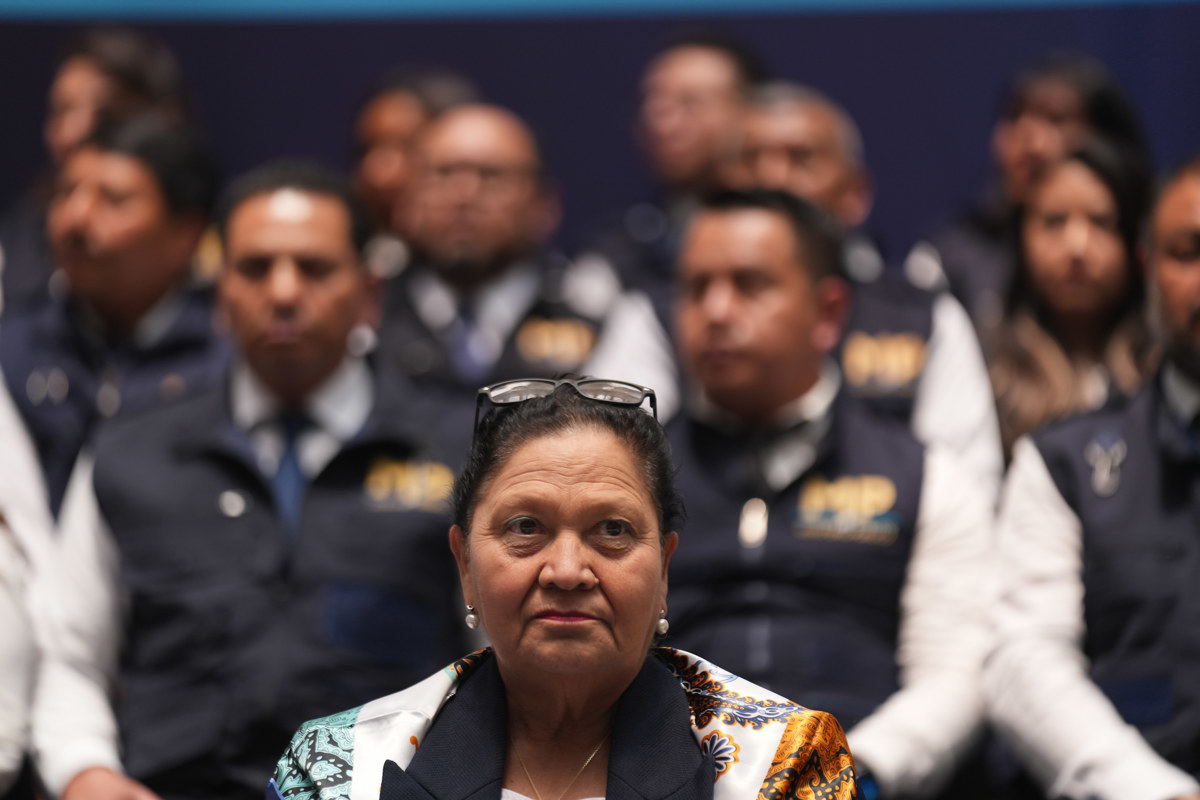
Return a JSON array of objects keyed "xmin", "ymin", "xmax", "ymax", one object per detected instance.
[
  {"xmin": 583, "ymin": 289, "xmax": 681, "ymax": 423},
  {"xmin": 0, "ymin": 369, "xmax": 51, "ymax": 792},
  {"xmin": 845, "ymin": 447, "xmax": 990, "ymax": 798},
  {"xmin": 985, "ymin": 437, "xmax": 1200, "ymax": 800},
  {"xmin": 30, "ymin": 453, "xmax": 126, "ymax": 796},
  {"xmin": 910, "ymin": 292, "xmax": 1003, "ymax": 507},
  {"xmin": 0, "ymin": 520, "xmax": 34, "ymax": 794}
]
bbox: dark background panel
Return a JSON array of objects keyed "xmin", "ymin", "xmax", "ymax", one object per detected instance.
[{"xmin": 1, "ymin": 5, "xmax": 1197, "ymax": 259}]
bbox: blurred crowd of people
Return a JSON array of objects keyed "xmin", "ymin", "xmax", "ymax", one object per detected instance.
[{"xmin": 1, "ymin": 23, "xmax": 1198, "ymax": 800}]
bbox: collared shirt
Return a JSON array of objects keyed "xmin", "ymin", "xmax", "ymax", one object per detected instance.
[
  {"xmin": 73, "ymin": 288, "xmax": 187, "ymax": 353},
  {"xmin": 408, "ymin": 262, "xmax": 541, "ymax": 372},
  {"xmin": 585, "ymin": 284, "xmax": 1002, "ymax": 505},
  {"xmin": 676, "ymin": 363, "xmax": 991, "ymax": 797},
  {"xmin": 1161, "ymin": 362, "xmax": 1200, "ymax": 425},
  {"xmin": 230, "ymin": 356, "xmax": 373, "ymax": 479},
  {"xmin": 987, "ymin": 366, "xmax": 1200, "ymax": 800},
  {"xmin": 686, "ymin": 360, "xmax": 840, "ymax": 494}
]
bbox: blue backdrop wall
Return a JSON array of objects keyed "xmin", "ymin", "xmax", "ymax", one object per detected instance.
[{"xmin": 0, "ymin": 2, "xmax": 1196, "ymax": 258}]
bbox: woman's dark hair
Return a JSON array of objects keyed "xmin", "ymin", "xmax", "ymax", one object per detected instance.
[
  {"xmin": 451, "ymin": 382, "xmax": 685, "ymax": 541},
  {"xmin": 61, "ymin": 26, "xmax": 190, "ymax": 122},
  {"xmin": 1010, "ymin": 135, "xmax": 1151, "ymax": 320},
  {"xmin": 1002, "ymin": 52, "xmax": 1150, "ymax": 167},
  {"xmin": 990, "ymin": 135, "xmax": 1158, "ymax": 459}
]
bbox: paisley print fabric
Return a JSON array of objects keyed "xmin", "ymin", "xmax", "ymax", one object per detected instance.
[
  {"xmin": 269, "ymin": 648, "xmax": 860, "ymax": 800},
  {"xmin": 269, "ymin": 705, "xmax": 362, "ymax": 800}
]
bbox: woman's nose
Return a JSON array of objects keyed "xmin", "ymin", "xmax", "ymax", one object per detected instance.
[
  {"xmin": 538, "ymin": 534, "xmax": 598, "ymax": 591},
  {"xmin": 1064, "ymin": 215, "xmax": 1092, "ymax": 256}
]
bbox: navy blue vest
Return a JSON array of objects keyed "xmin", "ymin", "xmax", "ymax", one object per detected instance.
[
  {"xmin": 838, "ymin": 272, "xmax": 937, "ymax": 426},
  {"xmin": 0, "ymin": 287, "xmax": 229, "ymax": 515},
  {"xmin": 665, "ymin": 393, "xmax": 925, "ymax": 728},
  {"xmin": 1033, "ymin": 376, "xmax": 1200, "ymax": 777},
  {"xmin": 378, "ymin": 256, "xmax": 603, "ymax": 394},
  {"xmin": 91, "ymin": 374, "xmax": 467, "ymax": 798}
]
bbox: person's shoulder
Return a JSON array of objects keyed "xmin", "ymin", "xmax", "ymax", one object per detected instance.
[
  {"xmin": 654, "ymin": 648, "xmax": 858, "ymax": 800},
  {"xmin": 271, "ymin": 650, "xmax": 492, "ymax": 800},
  {"xmin": 1031, "ymin": 380, "xmax": 1151, "ymax": 457},
  {"xmin": 270, "ymin": 703, "xmax": 363, "ymax": 800},
  {"xmin": 653, "ymin": 647, "xmax": 827, "ymax": 726},
  {"xmin": 95, "ymin": 381, "xmax": 224, "ymax": 454}
]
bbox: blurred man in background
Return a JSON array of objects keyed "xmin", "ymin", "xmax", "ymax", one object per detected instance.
[
  {"xmin": 576, "ymin": 33, "xmax": 769, "ymax": 323},
  {"xmin": 32, "ymin": 161, "xmax": 467, "ymax": 800},
  {"xmin": 351, "ymin": 66, "xmax": 478, "ymax": 279},
  {"xmin": 379, "ymin": 103, "xmax": 608, "ymax": 396},
  {"xmin": 665, "ymin": 189, "xmax": 990, "ymax": 800},
  {"xmin": 0, "ymin": 113, "xmax": 227, "ymax": 518},
  {"xmin": 725, "ymin": 80, "xmax": 1003, "ymax": 494}
]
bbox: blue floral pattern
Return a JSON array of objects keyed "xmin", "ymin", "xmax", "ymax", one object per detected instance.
[
  {"xmin": 700, "ymin": 730, "xmax": 741, "ymax": 778},
  {"xmin": 659, "ymin": 649, "xmax": 808, "ymax": 730}
]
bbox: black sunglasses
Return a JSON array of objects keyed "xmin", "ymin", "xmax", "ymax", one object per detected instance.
[{"xmin": 473, "ymin": 378, "xmax": 658, "ymax": 433}]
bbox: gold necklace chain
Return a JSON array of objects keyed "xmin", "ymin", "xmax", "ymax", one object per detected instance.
[{"xmin": 516, "ymin": 734, "xmax": 608, "ymax": 800}]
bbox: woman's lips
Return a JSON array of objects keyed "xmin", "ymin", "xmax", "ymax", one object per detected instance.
[{"xmin": 535, "ymin": 610, "xmax": 596, "ymax": 622}]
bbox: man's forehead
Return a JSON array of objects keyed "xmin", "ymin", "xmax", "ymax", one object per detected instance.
[
  {"xmin": 419, "ymin": 109, "xmax": 538, "ymax": 167},
  {"xmin": 683, "ymin": 207, "xmax": 802, "ymax": 263},
  {"xmin": 227, "ymin": 189, "xmax": 353, "ymax": 250},
  {"xmin": 264, "ymin": 189, "xmax": 319, "ymax": 222},
  {"xmin": 644, "ymin": 46, "xmax": 740, "ymax": 92}
]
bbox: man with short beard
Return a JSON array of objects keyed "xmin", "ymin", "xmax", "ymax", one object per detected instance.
[
  {"xmin": 987, "ymin": 157, "xmax": 1200, "ymax": 800},
  {"xmin": 378, "ymin": 104, "xmax": 608, "ymax": 394}
]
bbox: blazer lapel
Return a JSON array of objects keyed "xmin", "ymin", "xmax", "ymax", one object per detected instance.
[
  {"xmin": 383, "ymin": 653, "xmax": 713, "ymax": 800},
  {"xmin": 402, "ymin": 654, "xmax": 509, "ymax": 800},
  {"xmin": 607, "ymin": 655, "xmax": 715, "ymax": 800}
]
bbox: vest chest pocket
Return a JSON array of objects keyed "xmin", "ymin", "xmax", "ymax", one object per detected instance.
[{"xmin": 793, "ymin": 474, "xmax": 904, "ymax": 547}]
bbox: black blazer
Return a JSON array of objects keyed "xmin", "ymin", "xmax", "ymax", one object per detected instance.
[{"xmin": 380, "ymin": 653, "xmax": 715, "ymax": 800}]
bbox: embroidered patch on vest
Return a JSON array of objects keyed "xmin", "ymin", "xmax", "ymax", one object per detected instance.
[
  {"xmin": 364, "ymin": 458, "xmax": 454, "ymax": 512},
  {"xmin": 795, "ymin": 474, "xmax": 900, "ymax": 544},
  {"xmin": 841, "ymin": 332, "xmax": 927, "ymax": 395},
  {"xmin": 1084, "ymin": 434, "xmax": 1127, "ymax": 498},
  {"xmin": 515, "ymin": 317, "xmax": 596, "ymax": 368}
]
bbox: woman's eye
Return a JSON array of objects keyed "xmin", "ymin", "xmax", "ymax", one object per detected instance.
[
  {"xmin": 504, "ymin": 517, "xmax": 541, "ymax": 536},
  {"xmin": 596, "ymin": 519, "xmax": 632, "ymax": 538}
]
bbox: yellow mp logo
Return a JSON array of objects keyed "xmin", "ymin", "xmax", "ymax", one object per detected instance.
[
  {"xmin": 797, "ymin": 474, "xmax": 900, "ymax": 543},
  {"xmin": 515, "ymin": 317, "xmax": 596, "ymax": 368},
  {"xmin": 841, "ymin": 332, "xmax": 927, "ymax": 390},
  {"xmin": 365, "ymin": 458, "xmax": 455, "ymax": 512}
]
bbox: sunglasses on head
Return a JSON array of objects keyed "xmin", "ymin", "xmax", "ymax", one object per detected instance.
[{"xmin": 473, "ymin": 378, "xmax": 658, "ymax": 433}]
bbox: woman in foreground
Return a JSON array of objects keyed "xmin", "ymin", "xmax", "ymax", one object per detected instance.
[{"xmin": 267, "ymin": 378, "xmax": 859, "ymax": 800}]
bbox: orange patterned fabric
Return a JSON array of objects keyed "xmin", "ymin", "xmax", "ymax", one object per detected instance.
[{"xmin": 757, "ymin": 711, "xmax": 859, "ymax": 800}]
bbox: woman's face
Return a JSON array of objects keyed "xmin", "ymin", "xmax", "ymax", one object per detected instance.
[
  {"xmin": 1022, "ymin": 159, "xmax": 1129, "ymax": 322},
  {"xmin": 451, "ymin": 426, "xmax": 677, "ymax": 687},
  {"xmin": 44, "ymin": 57, "xmax": 116, "ymax": 166}
]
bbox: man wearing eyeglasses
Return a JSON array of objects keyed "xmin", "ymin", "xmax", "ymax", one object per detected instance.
[
  {"xmin": 31, "ymin": 161, "xmax": 467, "ymax": 800},
  {"xmin": 663, "ymin": 189, "xmax": 991, "ymax": 800},
  {"xmin": 378, "ymin": 103, "xmax": 609, "ymax": 395}
]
